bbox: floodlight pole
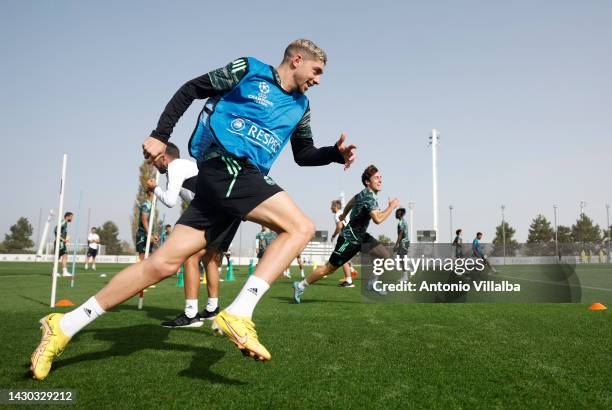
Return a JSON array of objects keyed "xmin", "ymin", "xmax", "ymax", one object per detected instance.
[
  {"xmin": 429, "ymin": 129, "xmax": 439, "ymax": 243},
  {"xmin": 553, "ymin": 204, "xmax": 558, "ymax": 259},
  {"xmin": 606, "ymin": 204, "xmax": 610, "ymax": 263},
  {"xmin": 501, "ymin": 205, "xmax": 506, "ymax": 265},
  {"xmin": 449, "ymin": 205, "xmax": 454, "ymax": 243}
]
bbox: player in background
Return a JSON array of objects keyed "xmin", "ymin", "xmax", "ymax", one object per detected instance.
[
  {"xmin": 135, "ymin": 190, "xmax": 155, "ymax": 261},
  {"xmin": 85, "ymin": 227, "xmax": 101, "ymax": 276},
  {"xmin": 453, "ymin": 229, "xmax": 464, "ymax": 258},
  {"xmin": 472, "ymin": 232, "xmax": 496, "ymax": 273},
  {"xmin": 293, "ymin": 165, "xmax": 399, "ymax": 302},
  {"xmin": 54, "ymin": 212, "xmax": 73, "ymax": 277},
  {"xmin": 394, "ymin": 208, "xmax": 411, "ymax": 282},
  {"xmin": 330, "ymin": 199, "xmax": 356, "ymax": 287},
  {"xmin": 148, "ymin": 142, "xmax": 238, "ymax": 327}
]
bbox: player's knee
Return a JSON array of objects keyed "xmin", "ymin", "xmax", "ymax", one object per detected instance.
[
  {"xmin": 146, "ymin": 256, "xmax": 181, "ymax": 280},
  {"xmin": 297, "ymin": 219, "xmax": 316, "ymax": 241}
]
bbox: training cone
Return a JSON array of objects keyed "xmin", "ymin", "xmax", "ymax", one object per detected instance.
[
  {"xmin": 226, "ymin": 261, "xmax": 235, "ymax": 281},
  {"xmin": 588, "ymin": 302, "xmax": 607, "ymax": 311},
  {"xmin": 247, "ymin": 259, "xmax": 255, "ymax": 276},
  {"xmin": 56, "ymin": 299, "xmax": 75, "ymax": 307}
]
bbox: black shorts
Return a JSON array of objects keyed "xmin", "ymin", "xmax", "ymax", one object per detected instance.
[
  {"xmin": 328, "ymin": 233, "xmax": 379, "ymax": 267},
  {"xmin": 87, "ymin": 247, "xmax": 98, "ymax": 258},
  {"xmin": 177, "ymin": 156, "xmax": 281, "ymax": 250}
]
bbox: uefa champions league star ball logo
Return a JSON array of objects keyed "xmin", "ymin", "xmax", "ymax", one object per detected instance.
[
  {"xmin": 231, "ymin": 118, "xmax": 245, "ymax": 131},
  {"xmin": 259, "ymin": 82, "xmax": 270, "ymax": 94}
]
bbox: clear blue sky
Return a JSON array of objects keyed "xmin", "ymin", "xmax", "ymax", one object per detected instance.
[{"xmin": 1, "ymin": 0, "xmax": 611, "ymax": 251}]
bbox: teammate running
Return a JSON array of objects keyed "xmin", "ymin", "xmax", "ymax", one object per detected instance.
[
  {"xmin": 330, "ymin": 199, "xmax": 356, "ymax": 287},
  {"xmin": 293, "ymin": 165, "xmax": 399, "ymax": 303},
  {"xmin": 30, "ymin": 39, "xmax": 355, "ymax": 379}
]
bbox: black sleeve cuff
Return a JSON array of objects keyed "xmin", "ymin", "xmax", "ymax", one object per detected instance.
[
  {"xmin": 331, "ymin": 143, "xmax": 345, "ymax": 164},
  {"xmin": 150, "ymin": 130, "xmax": 170, "ymax": 144}
]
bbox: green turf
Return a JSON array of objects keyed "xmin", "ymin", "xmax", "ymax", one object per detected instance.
[{"xmin": 0, "ymin": 262, "xmax": 610, "ymax": 409}]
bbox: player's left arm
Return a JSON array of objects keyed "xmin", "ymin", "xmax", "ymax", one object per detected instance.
[
  {"xmin": 290, "ymin": 108, "xmax": 356, "ymax": 169},
  {"xmin": 394, "ymin": 229, "xmax": 404, "ymax": 250},
  {"xmin": 141, "ymin": 211, "xmax": 150, "ymax": 233}
]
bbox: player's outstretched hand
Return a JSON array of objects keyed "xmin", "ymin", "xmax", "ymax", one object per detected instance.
[
  {"xmin": 389, "ymin": 198, "xmax": 400, "ymax": 209},
  {"xmin": 146, "ymin": 178, "xmax": 157, "ymax": 190},
  {"xmin": 142, "ymin": 137, "xmax": 166, "ymax": 164},
  {"xmin": 336, "ymin": 133, "xmax": 356, "ymax": 170}
]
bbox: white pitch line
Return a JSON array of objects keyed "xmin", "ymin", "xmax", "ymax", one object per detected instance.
[{"xmin": 496, "ymin": 273, "xmax": 612, "ymax": 292}]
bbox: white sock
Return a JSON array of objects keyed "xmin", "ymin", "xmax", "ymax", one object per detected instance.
[
  {"xmin": 345, "ymin": 276, "xmax": 353, "ymax": 285},
  {"xmin": 298, "ymin": 279, "xmax": 309, "ymax": 291},
  {"xmin": 92, "ymin": 264, "xmax": 96, "ymax": 270},
  {"xmin": 85, "ymin": 264, "xmax": 88, "ymax": 270},
  {"xmin": 184, "ymin": 299, "xmax": 198, "ymax": 318},
  {"xmin": 59, "ymin": 296, "xmax": 105, "ymax": 338},
  {"xmin": 300, "ymin": 269, "xmax": 304, "ymax": 276},
  {"xmin": 206, "ymin": 297, "xmax": 219, "ymax": 312},
  {"xmin": 225, "ymin": 276, "xmax": 270, "ymax": 319},
  {"xmin": 63, "ymin": 267, "xmax": 68, "ymax": 273}
]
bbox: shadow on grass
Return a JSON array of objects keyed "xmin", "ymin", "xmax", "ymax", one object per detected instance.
[
  {"xmin": 50, "ymin": 324, "xmax": 246, "ymax": 385},
  {"xmin": 19, "ymin": 294, "xmax": 50, "ymax": 307}
]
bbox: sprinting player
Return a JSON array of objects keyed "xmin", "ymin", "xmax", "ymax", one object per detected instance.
[
  {"xmin": 453, "ymin": 229, "xmax": 464, "ymax": 258},
  {"xmin": 472, "ymin": 232, "xmax": 496, "ymax": 273},
  {"xmin": 293, "ymin": 165, "xmax": 399, "ymax": 302},
  {"xmin": 85, "ymin": 227, "xmax": 101, "ymax": 274},
  {"xmin": 53, "ymin": 212, "xmax": 73, "ymax": 277},
  {"xmin": 394, "ymin": 208, "xmax": 411, "ymax": 282},
  {"xmin": 330, "ymin": 199, "xmax": 356, "ymax": 287},
  {"xmin": 135, "ymin": 189, "xmax": 155, "ymax": 261},
  {"xmin": 147, "ymin": 142, "xmax": 238, "ymax": 327},
  {"xmin": 30, "ymin": 39, "xmax": 356, "ymax": 378}
]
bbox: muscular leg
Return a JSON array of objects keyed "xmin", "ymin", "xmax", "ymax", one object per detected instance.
[
  {"xmin": 305, "ymin": 262, "xmax": 339, "ymax": 285},
  {"xmin": 223, "ymin": 192, "xmax": 314, "ymax": 319},
  {"xmin": 184, "ymin": 249, "xmax": 205, "ymax": 300},
  {"xmin": 245, "ymin": 192, "xmax": 315, "ymax": 284}
]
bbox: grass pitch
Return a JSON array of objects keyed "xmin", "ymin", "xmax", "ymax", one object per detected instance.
[{"xmin": 0, "ymin": 262, "xmax": 610, "ymax": 409}]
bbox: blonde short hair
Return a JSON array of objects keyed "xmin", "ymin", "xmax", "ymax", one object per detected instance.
[{"xmin": 284, "ymin": 39, "xmax": 327, "ymax": 64}]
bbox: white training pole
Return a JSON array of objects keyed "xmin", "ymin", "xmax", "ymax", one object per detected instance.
[
  {"xmin": 138, "ymin": 171, "xmax": 160, "ymax": 310},
  {"xmin": 51, "ymin": 154, "xmax": 68, "ymax": 308},
  {"xmin": 36, "ymin": 209, "xmax": 54, "ymax": 260}
]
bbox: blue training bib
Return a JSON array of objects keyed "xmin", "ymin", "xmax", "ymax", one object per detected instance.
[{"xmin": 189, "ymin": 57, "xmax": 308, "ymax": 175}]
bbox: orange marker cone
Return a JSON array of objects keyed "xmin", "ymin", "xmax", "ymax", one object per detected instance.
[
  {"xmin": 56, "ymin": 299, "xmax": 75, "ymax": 307},
  {"xmin": 588, "ymin": 302, "xmax": 607, "ymax": 311}
]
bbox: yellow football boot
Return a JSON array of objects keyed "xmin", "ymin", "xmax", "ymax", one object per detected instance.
[
  {"xmin": 30, "ymin": 313, "xmax": 71, "ymax": 380},
  {"xmin": 212, "ymin": 310, "xmax": 271, "ymax": 361}
]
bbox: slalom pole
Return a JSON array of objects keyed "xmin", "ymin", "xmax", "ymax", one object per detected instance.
[
  {"xmin": 51, "ymin": 154, "xmax": 68, "ymax": 308},
  {"xmin": 70, "ymin": 191, "xmax": 83, "ymax": 287},
  {"xmin": 36, "ymin": 209, "xmax": 54, "ymax": 261},
  {"xmin": 138, "ymin": 170, "xmax": 160, "ymax": 310}
]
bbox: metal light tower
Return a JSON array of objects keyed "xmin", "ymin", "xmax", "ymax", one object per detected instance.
[
  {"xmin": 606, "ymin": 204, "xmax": 610, "ymax": 263},
  {"xmin": 429, "ymin": 129, "xmax": 440, "ymax": 242},
  {"xmin": 449, "ymin": 205, "xmax": 454, "ymax": 242},
  {"xmin": 501, "ymin": 205, "xmax": 506, "ymax": 264},
  {"xmin": 553, "ymin": 204, "xmax": 558, "ymax": 258},
  {"xmin": 408, "ymin": 202, "xmax": 415, "ymax": 243}
]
